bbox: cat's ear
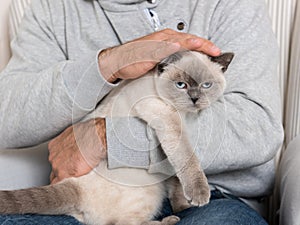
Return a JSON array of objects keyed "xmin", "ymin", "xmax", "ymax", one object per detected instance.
[
  {"xmin": 211, "ymin": 52, "xmax": 234, "ymax": 73},
  {"xmin": 157, "ymin": 62, "xmax": 168, "ymax": 74},
  {"xmin": 157, "ymin": 52, "xmax": 183, "ymax": 75}
]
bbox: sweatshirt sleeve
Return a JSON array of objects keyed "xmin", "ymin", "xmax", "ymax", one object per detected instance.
[
  {"xmin": 194, "ymin": 0, "xmax": 284, "ymax": 174},
  {"xmin": 0, "ymin": 0, "xmax": 114, "ymax": 148},
  {"xmin": 107, "ymin": 0, "xmax": 284, "ymax": 175}
]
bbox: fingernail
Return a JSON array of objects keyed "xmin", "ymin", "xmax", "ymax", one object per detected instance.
[{"xmin": 211, "ymin": 45, "xmax": 221, "ymax": 54}]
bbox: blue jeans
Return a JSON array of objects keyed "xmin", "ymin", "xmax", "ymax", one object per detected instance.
[{"xmin": 0, "ymin": 191, "xmax": 267, "ymax": 225}]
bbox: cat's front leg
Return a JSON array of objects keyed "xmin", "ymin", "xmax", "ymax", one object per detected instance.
[
  {"xmin": 133, "ymin": 98, "xmax": 210, "ymax": 207},
  {"xmin": 165, "ymin": 150, "xmax": 210, "ymax": 207},
  {"xmin": 175, "ymin": 160, "xmax": 210, "ymax": 207}
]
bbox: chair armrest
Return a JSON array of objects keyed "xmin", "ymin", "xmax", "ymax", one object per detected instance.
[
  {"xmin": 0, "ymin": 143, "xmax": 51, "ymax": 190},
  {"xmin": 279, "ymin": 134, "xmax": 300, "ymax": 225},
  {"xmin": 0, "ymin": 0, "xmax": 12, "ymax": 71}
]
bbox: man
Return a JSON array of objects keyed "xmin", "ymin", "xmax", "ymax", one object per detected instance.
[{"xmin": 0, "ymin": 0, "xmax": 283, "ymax": 224}]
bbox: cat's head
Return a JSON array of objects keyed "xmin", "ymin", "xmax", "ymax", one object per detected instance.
[{"xmin": 155, "ymin": 51, "xmax": 234, "ymax": 112}]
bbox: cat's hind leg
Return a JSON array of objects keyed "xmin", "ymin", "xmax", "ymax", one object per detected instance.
[
  {"xmin": 141, "ymin": 215, "xmax": 180, "ymax": 225},
  {"xmin": 167, "ymin": 177, "xmax": 191, "ymax": 213}
]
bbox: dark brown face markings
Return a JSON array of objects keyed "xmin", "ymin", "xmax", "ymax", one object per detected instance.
[
  {"xmin": 172, "ymin": 71, "xmax": 203, "ymax": 104},
  {"xmin": 183, "ymin": 72, "xmax": 198, "ymax": 87},
  {"xmin": 174, "ymin": 71, "xmax": 198, "ymax": 87},
  {"xmin": 187, "ymin": 87, "xmax": 200, "ymax": 104}
]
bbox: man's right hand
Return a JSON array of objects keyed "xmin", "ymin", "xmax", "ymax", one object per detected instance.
[
  {"xmin": 98, "ymin": 28, "xmax": 221, "ymax": 83},
  {"xmin": 48, "ymin": 118, "xmax": 107, "ymax": 184}
]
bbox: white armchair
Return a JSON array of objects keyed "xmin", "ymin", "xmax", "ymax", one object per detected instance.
[
  {"xmin": 0, "ymin": 0, "xmax": 13, "ymax": 71},
  {"xmin": 0, "ymin": 0, "xmax": 50, "ymax": 190},
  {"xmin": 0, "ymin": 0, "xmax": 299, "ymax": 224},
  {"xmin": 277, "ymin": 1, "xmax": 300, "ymax": 224}
]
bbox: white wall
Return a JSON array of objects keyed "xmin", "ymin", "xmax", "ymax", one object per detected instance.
[{"xmin": 0, "ymin": 0, "xmax": 13, "ymax": 71}]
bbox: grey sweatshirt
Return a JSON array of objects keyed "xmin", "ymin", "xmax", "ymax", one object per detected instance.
[{"xmin": 0, "ymin": 0, "xmax": 284, "ymax": 198}]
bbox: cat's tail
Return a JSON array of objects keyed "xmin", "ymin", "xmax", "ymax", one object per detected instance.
[{"xmin": 0, "ymin": 179, "xmax": 81, "ymax": 215}]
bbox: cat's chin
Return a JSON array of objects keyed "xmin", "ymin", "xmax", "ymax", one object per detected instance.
[
  {"xmin": 184, "ymin": 104, "xmax": 211, "ymax": 113},
  {"xmin": 184, "ymin": 106, "xmax": 203, "ymax": 113}
]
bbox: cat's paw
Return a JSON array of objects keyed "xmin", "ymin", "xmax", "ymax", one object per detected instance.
[
  {"xmin": 181, "ymin": 173, "xmax": 210, "ymax": 207},
  {"xmin": 141, "ymin": 216, "xmax": 180, "ymax": 225},
  {"xmin": 161, "ymin": 215, "xmax": 180, "ymax": 225}
]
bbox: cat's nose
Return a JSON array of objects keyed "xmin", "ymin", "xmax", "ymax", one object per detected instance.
[{"xmin": 191, "ymin": 98, "xmax": 198, "ymax": 104}]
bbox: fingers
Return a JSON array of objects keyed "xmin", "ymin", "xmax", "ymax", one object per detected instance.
[
  {"xmin": 119, "ymin": 40, "xmax": 180, "ymax": 65},
  {"xmin": 143, "ymin": 28, "xmax": 221, "ymax": 56},
  {"xmin": 50, "ymin": 169, "xmax": 70, "ymax": 184},
  {"xmin": 147, "ymin": 41, "xmax": 181, "ymax": 62},
  {"xmin": 180, "ymin": 38, "xmax": 221, "ymax": 56},
  {"xmin": 125, "ymin": 29, "xmax": 221, "ymax": 72},
  {"xmin": 48, "ymin": 119, "xmax": 107, "ymax": 185},
  {"xmin": 49, "ymin": 156, "xmax": 69, "ymax": 184},
  {"xmin": 49, "ymin": 157, "xmax": 79, "ymax": 184},
  {"xmin": 99, "ymin": 28, "xmax": 220, "ymax": 81},
  {"xmin": 50, "ymin": 171, "xmax": 60, "ymax": 184},
  {"xmin": 161, "ymin": 30, "xmax": 220, "ymax": 56}
]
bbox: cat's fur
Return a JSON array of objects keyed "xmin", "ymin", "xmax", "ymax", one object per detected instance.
[{"xmin": 0, "ymin": 51, "xmax": 234, "ymax": 225}]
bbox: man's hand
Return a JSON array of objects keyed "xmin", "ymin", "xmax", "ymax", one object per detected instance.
[
  {"xmin": 48, "ymin": 118, "xmax": 107, "ymax": 184},
  {"xmin": 99, "ymin": 28, "xmax": 221, "ymax": 83}
]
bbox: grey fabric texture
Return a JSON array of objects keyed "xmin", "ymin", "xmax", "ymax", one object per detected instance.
[
  {"xmin": 279, "ymin": 135, "xmax": 300, "ymax": 225},
  {"xmin": 0, "ymin": 0, "xmax": 283, "ymax": 198}
]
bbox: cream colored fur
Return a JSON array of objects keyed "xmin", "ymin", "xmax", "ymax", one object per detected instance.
[{"xmin": 0, "ymin": 51, "xmax": 234, "ymax": 225}]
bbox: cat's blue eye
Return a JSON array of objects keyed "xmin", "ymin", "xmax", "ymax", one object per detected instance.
[
  {"xmin": 175, "ymin": 82, "xmax": 188, "ymax": 89},
  {"xmin": 201, "ymin": 82, "xmax": 213, "ymax": 89}
]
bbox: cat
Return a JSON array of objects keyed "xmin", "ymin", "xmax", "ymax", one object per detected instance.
[{"xmin": 0, "ymin": 50, "xmax": 234, "ymax": 225}]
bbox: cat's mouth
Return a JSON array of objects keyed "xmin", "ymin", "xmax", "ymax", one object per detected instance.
[
  {"xmin": 191, "ymin": 101, "xmax": 210, "ymax": 112},
  {"xmin": 183, "ymin": 103, "xmax": 208, "ymax": 113},
  {"xmin": 173, "ymin": 99, "xmax": 210, "ymax": 113}
]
